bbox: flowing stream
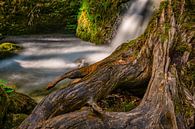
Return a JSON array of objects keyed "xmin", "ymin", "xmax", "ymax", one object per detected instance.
[
  {"xmin": 0, "ymin": 35, "xmax": 110, "ymax": 101},
  {"xmin": 0, "ymin": 0, "xmax": 159, "ymax": 102},
  {"xmin": 110, "ymin": 0, "xmax": 153, "ymax": 50}
]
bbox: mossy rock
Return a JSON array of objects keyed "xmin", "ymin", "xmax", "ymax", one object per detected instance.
[
  {"xmin": 0, "ymin": 87, "xmax": 9, "ymax": 128},
  {"xmin": 8, "ymin": 92, "xmax": 37, "ymax": 114},
  {"xmin": 3, "ymin": 113, "xmax": 28, "ymax": 129},
  {"xmin": 0, "ymin": 87, "xmax": 37, "ymax": 129},
  {"xmin": 0, "ymin": 42, "xmax": 23, "ymax": 59},
  {"xmin": 0, "ymin": 42, "xmax": 22, "ymax": 51}
]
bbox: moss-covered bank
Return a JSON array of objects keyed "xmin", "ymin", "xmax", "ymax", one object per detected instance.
[
  {"xmin": 0, "ymin": 0, "xmax": 81, "ymax": 35},
  {"xmin": 76, "ymin": 0, "xmax": 129, "ymax": 44},
  {"xmin": 1, "ymin": 0, "xmax": 129, "ymax": 44}
]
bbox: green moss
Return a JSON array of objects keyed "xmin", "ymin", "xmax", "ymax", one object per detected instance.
[
  {"xmin": 187, "ymin": 60, "xmax": 195, "ymax": 84},
  {"xmin": 0, "ymin": 42, "xmax": 22, "ymax": 59},
  {"xmin": 0, "ymin": 43, "xmax": 21, "ymax": 51},
  {"xmin": 177, "ymin": 59, "xmax": 195, "ymax": 122},
  {"xmin": 160, "ymin": 1, "xmax": 169, "ymax": 9},
  {"xmin": 3, "ymin": 113, "xmax": 28, "ymax": 129},
  {"xmin": 175, "ymin": 43, "xmax": 191, "ymax": 54},
  {"xmin": 76, "ymin": 0, "xmax": 127, "ymax": 44},
  {"xmin": 98, "ymin": 92, "xmax": 139, "ymax": 112},
  {"xmin": 190, "ymin": 65, "xmax": 195, "ymax": 81},
  {"xmin": 160, "ymin": 33, "xmax": 168, "ymax": 43},
  {"xmin": 122, "ymin": 101, "xmax": 136, "ymax": 112}
]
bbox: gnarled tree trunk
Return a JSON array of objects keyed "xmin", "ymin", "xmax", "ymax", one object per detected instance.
[{"xmin": 19, "ymin": 0, "xmax": 195, "ymax": 129}]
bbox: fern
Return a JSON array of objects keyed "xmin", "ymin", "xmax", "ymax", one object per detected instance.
[{"xmin": 0, "ymin": 79, "xmax": 15, "ymax": 94}]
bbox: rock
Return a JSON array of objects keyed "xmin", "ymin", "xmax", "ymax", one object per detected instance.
[
  {"xmin": 3, "ymin": 113, "xmax": 28, "ymax": 129},
  {"xmin": 0, "ymin": 87, "xmax": 37, "ymax": 129},
  {"xmin": 0, "ymin": 42, "xmax": 23, "ymax": 59},
  {"xmin": 74, "ymin": 58, "xmax": 89, "ymax": 68},
  {"xmin": 0, "ymin": 87, "xmax": 9, "ymax": 128},
  {"xmin": 8, "ymin": 92, "xmax": 37, "ymax": 114}
]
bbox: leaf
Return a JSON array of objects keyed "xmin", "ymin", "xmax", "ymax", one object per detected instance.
[
  {"xmin": 0, "ymin": 79, "xmax": 7, "ymax": 84},
  {"xmin": 4, "ymin": 87, "xmax": 14, "ymax": 93},
  {"xmin": 0, "ymin": 79, "xmax": 15, "ymax": 94}
]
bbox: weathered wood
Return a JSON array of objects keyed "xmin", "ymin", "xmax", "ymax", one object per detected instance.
[
  {"xmin": 19, "ymin": 0, "xmax": 195, "ymax": 128},
  {"xmin": 19, "ymin": 41, "xmax": 152, "ymax": 128}
]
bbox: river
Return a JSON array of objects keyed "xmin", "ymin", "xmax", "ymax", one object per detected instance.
[{"xmin": 0, "ymin": 34, "xmax": 110, "ymax": 101}]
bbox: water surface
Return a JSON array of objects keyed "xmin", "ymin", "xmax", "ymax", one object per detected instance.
[{"xmin": 0, "ymin": 34, "xmax": 110, "ymax": 101}]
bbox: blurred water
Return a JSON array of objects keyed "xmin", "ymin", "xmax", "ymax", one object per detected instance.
[
  {"xmin": 110, "ymin": 0, "xmax": 153, "ymax": 50},
  {"xmin": 0, "ymin": 34, "xmax": 110, "ymax": 101}
]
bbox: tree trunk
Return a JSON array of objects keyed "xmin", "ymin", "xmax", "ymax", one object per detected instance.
[{"xmin": 19, "ymin": 0, "xmax": 195, "ymax": 129}]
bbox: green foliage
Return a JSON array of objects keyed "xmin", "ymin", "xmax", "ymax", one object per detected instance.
[
  {"xmin": 0, "ymin": 0, "xmax": 81, "ymax": 35},
  {"xmin": 0, "ymin": 79, "xmax": 15, "ymax": 94},
  {"xmin": 122, "ymin": 101, "xmax": 136, "ymax": 112},
  {"xmin": 0, "ymin": 0, "xmax": 127, "ymax": 39},
  {"xmin": 76, "ymin": 0, "xmax": 127, "ymax": 44}
]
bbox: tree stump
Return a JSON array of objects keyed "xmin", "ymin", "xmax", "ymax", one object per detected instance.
[{"xmin": 19, "ymin": 0, "xmax": 195, "ymax": 128}]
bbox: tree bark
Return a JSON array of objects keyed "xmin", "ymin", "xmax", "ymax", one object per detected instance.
[{"xmin": 19, "ymin": 0, "xmax": 195, "ymax": 129}]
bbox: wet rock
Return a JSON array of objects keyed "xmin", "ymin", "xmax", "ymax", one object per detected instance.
[
  {"xmin": 0, "ymin": 42, "xmax": 23, "ymax": 59},
  {"xmin": 74, "ymin": 58, "xmax": 89, "ymax": 68}
]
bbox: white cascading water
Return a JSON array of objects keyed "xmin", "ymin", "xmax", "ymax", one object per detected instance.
[
  {"xmin": 84, "ymin": 0, "xmax": 154, "ymax": 62},
  {"xmin": 110, "ymin": 0, "xmax": 153, "ymax": 51},
  {"xmin": 0, "ymin": 0, "xmax": 157, "ymax": 102}
]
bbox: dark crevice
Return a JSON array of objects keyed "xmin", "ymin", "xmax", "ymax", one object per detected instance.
[
  {"xmin": 97, "ymin": 87, "xmax": 145, "ymax": 112},
  {"xmin": 96, "ymin": 74, "xmax": 150, "ymax": 112},
  {"xmin": 118, "ymin": 76, "xmax": 150, "ymax": 98}
]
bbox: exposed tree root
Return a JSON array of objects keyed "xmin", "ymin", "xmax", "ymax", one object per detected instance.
[
  {"xmin": 19, "ymin": 0, "xmax": 195, "ymax": 129},
  {"xmin": 19, "ymin": 41, "xmax": 151, "ymax": 128}
]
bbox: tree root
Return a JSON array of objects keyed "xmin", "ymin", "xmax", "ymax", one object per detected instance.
[
  {"xmin": 19, "ymin": 1, "xmax": 195, "ymax": 128},
  {"xmin": 19, "ymin": 40, "xmax": 151, "ymax": 129}
]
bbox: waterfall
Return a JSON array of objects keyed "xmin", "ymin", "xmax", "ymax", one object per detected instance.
[
  {"xmin": 110, "ymin": 0, "xmax": 154, "ymax": 51},
  {"xmin": 81, "ymin": 0, "xmax": 156, "ymax": 63}
]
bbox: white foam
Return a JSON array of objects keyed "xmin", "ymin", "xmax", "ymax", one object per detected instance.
[{"xmin": 110, "ymin": 0, "xmax": 152, "ymax": 51}]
